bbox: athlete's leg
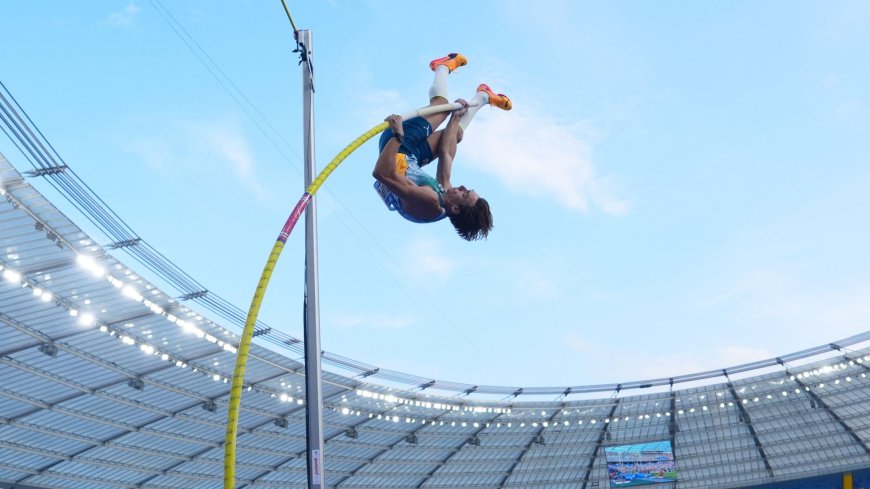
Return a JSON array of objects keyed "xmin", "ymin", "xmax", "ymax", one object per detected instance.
[
  {"xmin": 458, "ymin": 91, "xmax": 489, "ymax": 131},
  {"xmin": 422, "ymin": 53, "xmax": 467, "ymax": 130},
  {"xmin": 425, "ymin": 129, "xmax": 446, "ymax": 159},
  {"xmin": 426, "ymin": 83, "xmax": 512, "ymax": 157},
  {"xmin": 425, "ymin": 65, "xmax": 450, "ymax": 130},
  {"xmin": 460, "ymin": 83, "xmax": 512, "ymax": 130},
  {"xmin": 428, "ymin": 65, "xmax": 449, "ymax": 106}
]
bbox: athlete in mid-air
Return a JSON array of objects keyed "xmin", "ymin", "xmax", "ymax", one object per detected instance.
[{"xmin": 373, "ymin": 53, "xmax": 511, "ymax": 241}]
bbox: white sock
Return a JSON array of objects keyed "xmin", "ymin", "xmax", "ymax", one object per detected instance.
[
  {"xmin": 428, "ymin": 65, "xmax": 449, "ymax": 101},
  {"xmin": 459, "ymin": 91, "xmax": 489, "ymax": 130}
]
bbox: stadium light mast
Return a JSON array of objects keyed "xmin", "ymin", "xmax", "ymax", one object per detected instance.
[{"xmin": 299, "ymin": 29, "xmax": 325, "ymax": 489}]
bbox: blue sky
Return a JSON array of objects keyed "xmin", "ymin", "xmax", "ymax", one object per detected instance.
[{"xmin": 2, "ymin": 1, "xmax": 869, "ymax": 389}]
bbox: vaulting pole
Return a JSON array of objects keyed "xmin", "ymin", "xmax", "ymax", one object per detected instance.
[
  {"xmin": 223, "ymin": 28, "xmax": 470, "ymax": 489},
  {"xmin": 299, "ymin": 29, "xmax": 325, "ymax": 489}
]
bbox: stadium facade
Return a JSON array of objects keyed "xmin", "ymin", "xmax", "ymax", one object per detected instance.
[{"xmin": 2, "ymin": 153, "xmax": 870, "ymax": 489}]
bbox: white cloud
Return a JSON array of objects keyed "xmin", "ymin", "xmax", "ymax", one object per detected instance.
[
  {"xmin": 755, "ymin": 284, "xmax": 870, "ymax": 340},
  {"xmin": 822, "ymin": 73, "xmax": 841, "ymax": 88},
  {"xmin": 713, "ymin": 345, "xmax": 775, "ymax": 366},
  {"xmin": 696, "ymin": 269, "xmax": 786, "ymax": 309},
  {"xmin": 122, "ymin": 117, "xmax": 265, "ymax": 200},
  {"xmin": 503, "ymin": 0, "xmax": 574, "ymax": 40},
  {"xmin": 461, "ymin": 105, "xmax": 629, "ymax": 214},
  {"xmin": 834, "ymin": 99, "xmax": 860, "ymax": 119},
  {"xmin": 105, "ymin": 3, "xmax": 140, "ymax": 28},
  {"xmin": 354, "ymin": 88, "xmax": 407, "ymax": 126},
  {"xmin": 509, "ymin": 264, "xmax": 562, "ymax": 302},
  {"xmin": 564, "ymin": 332, "xmax": 595, "ymax": 353},
  {"xmin": 401, "ymin": 238, "xmax": 457, "ymax": 285},
  {"xmin": 819, "ymin": 2, "xmax": 870, "ymax": 46},
  {"xmin": 123, "ymin": 139, "xmax": 172, "ymax": 171},
  {"xmin": 328, "ymin": 311, "xmax": 415, "ymax": 330},
  {"xmin": 186, "ymin": 120, "xmax": 265, "ymax": 199},
  {"xmin": 339, "ymin": 59, "xmax": 410, "ymax": 126},
  {"xmin": 590, "ymin": 345, "xmax": 775, "ymax": 382},
  {"xmin": 345, "ymin": 56, "xmax": 627, "ymax": 215},
  {"xmin": 700, "ymin": 269, "xmax": 870, "ymax": 339},
  {"xmin": 562, "ymin": 321, "xmax": 775, "ymax": 381}
]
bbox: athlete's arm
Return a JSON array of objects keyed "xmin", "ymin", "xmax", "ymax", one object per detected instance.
[
  {"xmin": 372, "ymin": 115, "xmax": 404, "ymax": 183},
  {"xmin": 373, "ymin": 115, "xmax": 442, "ymax": 218},
  {"xmin": 435, "ymin": 100, "xmax": 468, "ymax": 190}
]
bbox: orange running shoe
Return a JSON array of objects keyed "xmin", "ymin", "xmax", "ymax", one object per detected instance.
[
  {"xmin": 477, "ymin": 83, "xmax": 512, "ymax": 111},
  {"xmin": 429, "ymin": 53, "xmax": 468, "ymax": 73}
]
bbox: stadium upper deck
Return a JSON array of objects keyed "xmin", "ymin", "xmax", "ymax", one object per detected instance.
[{"xmin": 3, "ymin": 154, "xmax": 870, "ymax": 488}]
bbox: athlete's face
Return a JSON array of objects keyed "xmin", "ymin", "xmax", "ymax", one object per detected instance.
[{"xmin": 444, "ymin": 185, "xmax": 479, "ymax": 214}]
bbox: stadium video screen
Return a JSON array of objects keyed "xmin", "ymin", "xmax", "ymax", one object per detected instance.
[{"xmin": 604, "ymin": 440, "xmax": 677, "ymax": 487}]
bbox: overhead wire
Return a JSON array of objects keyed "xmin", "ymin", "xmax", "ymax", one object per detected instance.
[
  {"xmin": 1, "ymin": 3, "xmax": 501, "ymax": 385},
  {"xmin": 6, "ymin": 81, "xmax": 870, "ymax": 402},
  {"xmin": 147, "ymin": 0, "xmax": 306, "ymax": 179},
  {"xmin": 145, "ymin": 2, "xmax": 501, "ymax": 373},
  {"xmin": 0, "ymin": 79, "xmax": 276, "ymax": 336}
]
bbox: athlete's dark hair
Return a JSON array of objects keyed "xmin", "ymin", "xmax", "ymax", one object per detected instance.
[{"xmin": 448, "ymin": 197, "xmax": 493, "ymax": 241}]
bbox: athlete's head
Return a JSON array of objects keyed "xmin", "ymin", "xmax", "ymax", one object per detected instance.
[{"xmin": 443, "ymin": 185, "xmax": 493, "ymax": 241}]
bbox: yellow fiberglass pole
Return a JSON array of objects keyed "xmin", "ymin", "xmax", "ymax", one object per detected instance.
[{"xmin": 223, "ymin": 102, "xmax": 465, "ymax": 488}]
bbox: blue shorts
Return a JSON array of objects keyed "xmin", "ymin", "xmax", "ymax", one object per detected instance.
[{"xmin": 378, "ymin": 116, "xmax": 434, "ymax": 166}]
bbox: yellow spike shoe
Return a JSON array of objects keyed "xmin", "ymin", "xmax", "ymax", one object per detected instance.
[
  {"xmin": 429, "ymin": 53, "xmax": 468, "ymax": 73},
  {"xmin": 477, "ymin": 83, "xmax": 512, "ymax": 111}
]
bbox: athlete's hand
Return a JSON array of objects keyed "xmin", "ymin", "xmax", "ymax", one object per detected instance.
[
  {"xmin": 385, "ymin": 114, "xmax": 404, "ymax": 139},
  {"xmin": 452, "ymin": 98, "xmax": 469, "ymax": 117}
]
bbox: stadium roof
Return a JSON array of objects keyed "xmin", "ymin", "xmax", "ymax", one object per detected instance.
[{"xmin": 3, "ymin": 153, "xmax": 870, "ymax": 489}]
